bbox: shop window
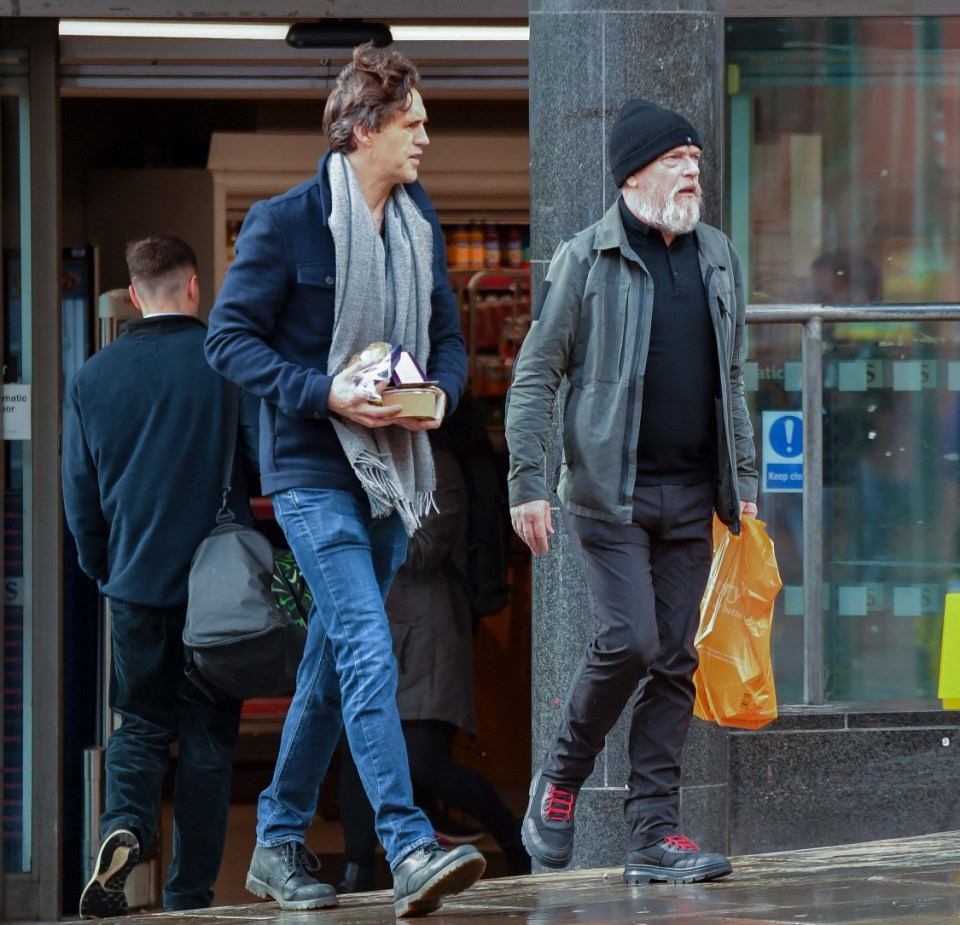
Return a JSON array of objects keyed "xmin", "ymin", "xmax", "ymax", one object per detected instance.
[{"xmin": 727, "ymin": 16, "xmax": 960, "ymax": 705}]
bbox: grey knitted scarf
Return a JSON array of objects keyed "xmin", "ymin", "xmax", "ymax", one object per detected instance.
[{"xmin": 327, "ymin": 152, "xmax": 436, "ymax": 535}]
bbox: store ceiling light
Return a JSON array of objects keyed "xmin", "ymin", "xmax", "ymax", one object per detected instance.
[
  {"xmin": 58, "ymin": 21, "xmax": 289, "ymax": 40},
  {"xmin": 58, "ymin": 20, "xmax": 530, "ymax": 43},
  {"xmin": 392, "ymin": 26, "xmax": 529, "ymax": 42}
]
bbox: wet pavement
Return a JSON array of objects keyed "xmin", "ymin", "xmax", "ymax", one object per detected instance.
[{"xmin": 82, "ymin": 830, "xmax": 960, "ymax": 925}]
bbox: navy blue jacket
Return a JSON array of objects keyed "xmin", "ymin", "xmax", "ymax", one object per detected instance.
[
  {"xmin": 205, "ymin": 151, "xmax": 467, "ymax": 497},
  {"xmin": 62, "ymin": 315, "xmax": 259, "ymax": 607}
]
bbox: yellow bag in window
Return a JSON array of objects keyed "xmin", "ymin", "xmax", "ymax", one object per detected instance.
[
  {"xmin": 693, "ymin": 515, "xmax": 782, "ymax": 729},
  {"xmin": 938, "ymin": 593, "xmax": 960, "ymax": 710}
]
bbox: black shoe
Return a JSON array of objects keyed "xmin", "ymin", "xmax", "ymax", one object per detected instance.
[
  {"xmin": 624, "ymin": 834, "xmax": 733, "ymax": 884},
  {"xmin": 521, "ymin": 770, "xmax": 578, "ymax": 868},
  {"xmin": 337, "ymin": 861, "xmax": 375, "ymax": 894},
  {"xmin": 79, "ymin": 829, "xmax": 140, "ymax": 919},
  {"xmin": 245, "ymin": 842, "xmax": 338, "ymax": 910},
  {"xmin": 392, "ymin": 841, "xmax": 486, "ymax": 918}
]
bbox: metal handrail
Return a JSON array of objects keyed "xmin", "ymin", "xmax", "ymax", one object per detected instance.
[
  {"xmin": 743, "ymin": 302, "xmax": 960, "ymax": 703},
  {"xmin": 747, "ymin": 303, "xmax": 960, "ymax": 323}
]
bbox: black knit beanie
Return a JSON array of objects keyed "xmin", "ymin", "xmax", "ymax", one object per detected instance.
[{"xmin": 609, "ymin": 99, "xmax": 702, "ymax": 187}]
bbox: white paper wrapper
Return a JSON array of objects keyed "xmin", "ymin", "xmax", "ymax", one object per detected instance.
[{"xmin": 347, "ymin": 342, "xmax": 393, "ymax": 402}]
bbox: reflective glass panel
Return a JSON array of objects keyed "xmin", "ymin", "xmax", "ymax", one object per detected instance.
[
  {"xmin": 727, "ymin": 17, "xmax": 960, "ymax": 307},
  {"xmin": 728, "ymin": 16, "xmax": 960, "ymax": 705},
  {"xmin": 742, "ymin": 322, "xmax": 806, "ymax": 704},
  {"xmin": 821, "ymin": 320, "xmax": 958, "ymax": 702},
  {"xmin": 0, "ymin": 47, "xmax": 30, "ymax": 872}
]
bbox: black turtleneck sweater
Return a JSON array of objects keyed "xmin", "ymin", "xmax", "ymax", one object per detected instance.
[{"xmin": 618, "ymin": 198, "xmax": 719, "ymax": 486}]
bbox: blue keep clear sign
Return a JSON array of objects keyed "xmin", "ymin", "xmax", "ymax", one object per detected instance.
[{"xmin": 762, "ymin": 410, "xmax": 803, "ymax": 493}]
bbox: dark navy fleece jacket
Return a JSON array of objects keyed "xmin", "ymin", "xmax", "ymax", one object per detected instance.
[
  {"xmin": 61, "ymin": 315, "xmax": 259, "ymax": 607},
  {"xmin": 205, "ymin": 151, "xmax": 467, "ymax": 497}
]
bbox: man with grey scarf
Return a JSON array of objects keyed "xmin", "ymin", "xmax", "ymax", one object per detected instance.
[{"xmin": 206, "ymin": 44, "xmax": 479, "ymax": 918}]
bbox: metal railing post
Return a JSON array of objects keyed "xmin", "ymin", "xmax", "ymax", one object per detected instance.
[{"xmin": 801, "ymin": 316, "xmax": 824, "ymax": 704}]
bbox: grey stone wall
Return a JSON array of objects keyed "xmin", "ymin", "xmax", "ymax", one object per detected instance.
[
  {"xmin": 527, "ymin": 0, "xmax": 727, "ymax": 871},
  {"xmin": 729, "ymin": 709, "xmax": 960, "ymax": 855}
]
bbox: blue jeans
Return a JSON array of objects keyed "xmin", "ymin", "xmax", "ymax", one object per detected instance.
[
  {"xmin": 104, "ymin": 598, "xmax": 242, "ymax": 910},
  {"xmin": 259, "ymin": 488, "xmax": 434, "ymax": 867}
]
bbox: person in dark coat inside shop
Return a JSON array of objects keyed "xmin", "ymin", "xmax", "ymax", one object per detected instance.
[
  {"xmin": 337, "ymin": 407, "xmax": 529, "ymax": 893},
  {"xmin": 62, "ymin": 233, "xmax": 259, "ymax": 918}
]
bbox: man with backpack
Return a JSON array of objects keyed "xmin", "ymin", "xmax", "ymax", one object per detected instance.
[{"xmin": 62, "ymin": 234, "xmax": 259, "ymax": 917}]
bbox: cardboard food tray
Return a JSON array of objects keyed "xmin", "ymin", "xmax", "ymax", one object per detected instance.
[{"xmin": 380, "ymin": 384, "xmax": 442, "ymax": 419}]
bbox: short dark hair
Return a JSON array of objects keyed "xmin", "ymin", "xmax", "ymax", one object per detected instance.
[
  {"xmin": 322, "ymin": 42, "xmax": 419, "ymax": 154},
  {"xmin": 125, "ymin": 233, "xmax": 197, "ymax": 285}
]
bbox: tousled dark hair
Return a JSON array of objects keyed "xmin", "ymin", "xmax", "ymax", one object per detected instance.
[
  {"xmin": 125, "ymin": 233, "xmax": 197, "ymax": 285},
  {"xmin": 322, "ymin": 42, "xmax": 419, "ymax": 154}
]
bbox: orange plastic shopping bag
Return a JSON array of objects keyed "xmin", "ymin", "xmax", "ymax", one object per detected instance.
[{"xmin": 693, "ymin": 515, "xmax": 782, "ymax": 729}]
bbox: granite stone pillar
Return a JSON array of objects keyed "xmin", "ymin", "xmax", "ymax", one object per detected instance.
[{"xmin": 527, "ymin": 0, "xmax": 729, "ymax": 871}]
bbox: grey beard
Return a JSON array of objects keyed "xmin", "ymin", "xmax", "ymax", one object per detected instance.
[
  {"xmin": 626, "ymin": 187, "xmax": 702, "ymax": 235},
  {"xmin": 658, "ymin": 196, "xmax": 701, "ymax": 235}
]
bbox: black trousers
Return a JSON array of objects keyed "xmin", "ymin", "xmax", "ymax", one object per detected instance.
[
  {"xmin": 543, "ymin": 482, "xmax": 714, "ymax": 850},
  {"xmin": 104, "ymin": 599, "xmax": 242, "ymax": 910}
]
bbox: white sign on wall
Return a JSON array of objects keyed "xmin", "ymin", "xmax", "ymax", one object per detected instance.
[
  {"xmin": 762, "ymin": 409, "xmax": 802, "ymax": 493},
  {"xmin": 3, "ymin": 384, "xmax": 31, "ymax": 440}
]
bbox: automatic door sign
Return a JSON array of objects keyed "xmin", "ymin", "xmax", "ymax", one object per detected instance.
[
  {"xmin": 2, "ymin": 384, "xmax": 30, "ymax": 440},
  {"xmin": 763, "ymin": 410, "xmax": 802, "ymax": 493}
]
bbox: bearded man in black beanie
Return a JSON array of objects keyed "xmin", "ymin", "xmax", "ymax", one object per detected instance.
[{"xmin": 505, "ymin": 98, "xmax": 758, "ymax": 884}]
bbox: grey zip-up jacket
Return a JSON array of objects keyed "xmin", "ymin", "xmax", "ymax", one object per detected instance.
[{"xmin": 505, "ymin": 200, "xmax": 758, "ymax": 531}]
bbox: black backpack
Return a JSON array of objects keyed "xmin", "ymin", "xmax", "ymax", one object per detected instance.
[
  {"xmin": 184, "ymin": 523, "xmax": 310, "ymax": 702},
  {"xmin": 183, "ymin": 387, "xmax": 311, "ymax": 703},
  {"xmin": 443, "ymin": 400, "xmax": 512, "ymax": 622}
]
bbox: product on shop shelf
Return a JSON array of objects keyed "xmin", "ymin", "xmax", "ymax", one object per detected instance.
[
  {"xmin": 469, "ymin": 221, "xmax": 485, "ymax": 266},
  {"xmin": 506, "ymin": 227, "xmax": 524, "ymax": 268},
  {"xmin": 450, "ymin": 224, "xmax": 469, "ymax": 268},
  {"xmin": 484, "ymin": 222, "xmax": 502, "ymax": 268}
]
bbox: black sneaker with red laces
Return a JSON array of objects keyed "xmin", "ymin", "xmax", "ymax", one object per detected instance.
[
  {"xmin": 521, "ymin": 770, "xmax": 578, "ymax": 868},
  {"xmin": 624, "ymin": 834, "xmax": 732, "ymax": 884}
]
